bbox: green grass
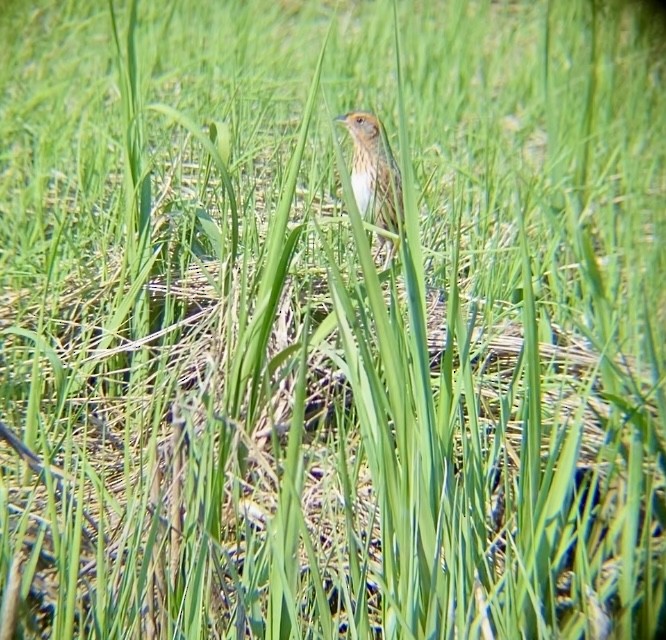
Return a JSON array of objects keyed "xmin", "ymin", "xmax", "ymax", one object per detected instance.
[{"xmin": 1, "ymin": 0, "xmax": 665, "ymax": 637}]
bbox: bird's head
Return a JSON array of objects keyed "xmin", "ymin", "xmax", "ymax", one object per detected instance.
[{"xmin": 335, "ymin": 111, "xmax": 381, "ymax": 149}]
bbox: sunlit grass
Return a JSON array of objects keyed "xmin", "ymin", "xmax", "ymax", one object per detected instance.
[{"xmin": 1, "ymin": 0, "xmax": 664, "ymax": 637}]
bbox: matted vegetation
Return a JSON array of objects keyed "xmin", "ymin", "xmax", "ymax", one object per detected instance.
[{"xmin": 1, "ymin": 0, "xmax": 665, "ymax": 637}]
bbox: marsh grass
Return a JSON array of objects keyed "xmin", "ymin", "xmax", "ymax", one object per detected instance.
[{"xmin": 1, "ymin": 0, "xmax": 665, "ymax": 637}]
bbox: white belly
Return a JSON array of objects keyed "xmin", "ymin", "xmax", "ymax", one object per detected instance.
[{"xmin": 351, "ymin": 172, "xmax": 372, "ymax": 216}]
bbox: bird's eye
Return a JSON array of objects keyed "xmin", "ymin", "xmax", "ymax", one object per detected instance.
[{"xmin": 355, "ymin": 116, "xmax": 364, "ymax": 125}]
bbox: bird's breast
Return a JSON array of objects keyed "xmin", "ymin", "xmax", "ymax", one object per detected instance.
[{"xmin": 351, "ymin": 170, "xmax": 374, "ymax": 216}]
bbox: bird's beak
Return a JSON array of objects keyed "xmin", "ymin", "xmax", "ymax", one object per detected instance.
[{"xmin": 334, "ymin": 114, "xmax": 347, "ymax": 125}]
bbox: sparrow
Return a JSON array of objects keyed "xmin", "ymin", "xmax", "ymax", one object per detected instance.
[{"xmin": 335, "ymin": 111, "xmax": 403, "ymax": 265}]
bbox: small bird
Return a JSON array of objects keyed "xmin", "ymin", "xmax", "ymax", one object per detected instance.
[{"xmin": 335, "ymin": 111, "xmax": 403, "ymax": 265}]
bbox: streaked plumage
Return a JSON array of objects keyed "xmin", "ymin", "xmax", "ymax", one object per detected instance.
[{"xmin": 336, "ymin": 111, "xmax": 403, "ymax": 264}]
